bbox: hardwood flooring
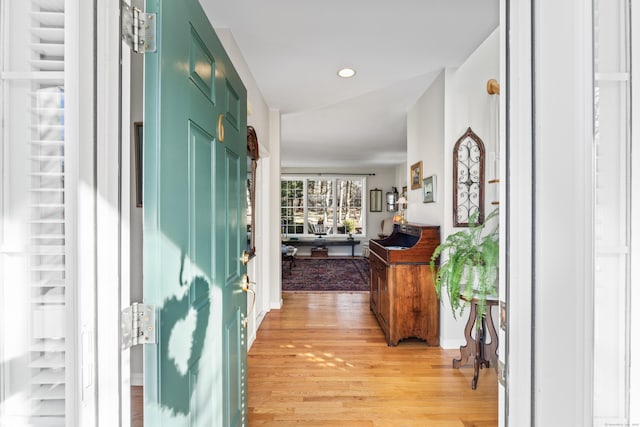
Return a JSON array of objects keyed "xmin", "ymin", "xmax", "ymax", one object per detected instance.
[
  {"xmin": 131, "ymin": 385, "xmax": 143, "ymax": 427},
  {"xmin": 248, "ymin": 292, "xmax": 498, "ymax": 426},
  {"xmin": 132, "ymin": 292, "xmax": 498, "ymax": 426}
]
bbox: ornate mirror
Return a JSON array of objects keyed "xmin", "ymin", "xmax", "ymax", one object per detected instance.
[
  {"xmin": 246, "ymin": 126, "xmax": 259, "ymax": 258},
  {"xmin": 453, "ymin": 127, "xmax": 485, "ymax": 227}
]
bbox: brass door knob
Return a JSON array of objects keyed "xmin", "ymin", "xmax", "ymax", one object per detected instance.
[
  {"xmin": 241, "ymin": 274, "xmax": 256, "ymax": 319},
  {"xmin": 241, "ymin": 250, "xmax": 250, "ymax": 265}
]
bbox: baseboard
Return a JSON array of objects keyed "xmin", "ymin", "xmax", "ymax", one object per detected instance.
[
  {"xmin": 131, "ymin": 373, "xmax": 144, "ymax": 386},
  {"xmin": 270, "ymin": 298, "xmax": 283, "ymax": 310},
  {"xmin": 248, "ymin": 310, "xmax": 269, "ymax": 350},
  {"xmin": 255, "ymin": 310, "xmax": 267, "ymax": 327},
  {"xmin": 440, "ymin": 338, "xmax": 465, "ymax": 350}
]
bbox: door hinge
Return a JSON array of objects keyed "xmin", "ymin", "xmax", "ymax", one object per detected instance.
[
  {"xmin": 121, "ymin": 302, "xmax": 156, "ymax": 350},
  {"xmin": 498, "ymin": 360, "xmax": 506, "ymax": 387},
  {"xmin": 121, "ymin": 1, "xmax": 156, "ymax": 53}
]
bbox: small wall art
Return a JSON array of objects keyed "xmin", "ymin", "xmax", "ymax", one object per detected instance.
[
  {"xmin": 423, "ymin": 175, "xmax": 436, "ymax": 203},
  {"xmin": 410, "ymin": 161, "xmax": 422, "ymax": 190}
]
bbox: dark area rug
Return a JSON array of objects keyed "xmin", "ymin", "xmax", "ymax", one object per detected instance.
[{"xmin": 282, "ymin": 257, "xmax": 370, "ymax": 292}]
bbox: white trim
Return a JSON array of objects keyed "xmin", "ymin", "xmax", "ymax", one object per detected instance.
[
  {"xmin": 504, "ymin": 0, "xmax": 533, "ymax": 424},
  {"xmin": 631, "ymin": 3, "xmax": 640, "ymax": 421},
  {"xmin": 120, "ymin": 6, "xmax": 132, "ymax": 425},
  {"xmin": 95, "ymin": 0, "xmax": 123, "ymax": 425},
  {"xmin": 533, "ymin": 0, "xmax": 594, "ymax": 425},
  {"xmin": 577, "ymin": 2, "xmax": 595, "ymax": 422},
  {"xmin": 497, "ymin": 2, "xmax": 507, "ymax": 427},
  {"xmin": 76, "ymin": 0, "xmax": 99, "ymax": 418},
  {"xmin": 0, "ymin": 71, "xmax": 65, "ymax": 80},
  {"xmin": 65, "ymin": 0, "xmax": 80, "ymax": 425},
  {"xmin": 593, "ymin": 72, "xmax": 629, "ymax": 81},
  {"xmin": 629, "ymin": 0, "xmax": 640, "ymax": 425},
  {"xmin": 131, "ymin": 373, "xmax": 144, "ymax": 387},
  {"xmin": 268, "ymin": 109, "xmax": 283, "ymax": 310}
]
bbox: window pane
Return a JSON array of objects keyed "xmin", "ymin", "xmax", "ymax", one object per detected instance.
[
  {"xmin": 307, "ymin": 179, "xmax": 333, "ymax": 234},
  {"xmin": 280, "ymin": 180, "xmax": 304, "ymax": 235},
  {"xmin": 336, "ymin": 179, "xmax": 363, "ymax": 234}
]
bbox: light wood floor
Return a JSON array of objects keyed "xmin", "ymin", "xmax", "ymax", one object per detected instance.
[
  {"xmin": 132, "ymin": 292, "xmax": 498, "ymax": 426},
  {"xmin": 248, "ymin": 292, "xmax": 497, "ymax": 426}
]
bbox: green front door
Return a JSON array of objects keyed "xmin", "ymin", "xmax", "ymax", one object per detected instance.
[{"xmin": 143, "ymin": 0, "xmax": 248, "ymax": 425}]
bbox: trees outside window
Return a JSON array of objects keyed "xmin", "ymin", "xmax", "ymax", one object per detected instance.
[{"xmin": 280, "ymin": 177, "xmax": 364, "ymax": 236}]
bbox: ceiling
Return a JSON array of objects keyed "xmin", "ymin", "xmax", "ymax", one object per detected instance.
[{"xmin": 202, "ymin": 0, "xmax": 499, "ymax": 169}]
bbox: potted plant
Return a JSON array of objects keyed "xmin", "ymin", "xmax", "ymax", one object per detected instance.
[
  {"xmin": 430, "ymin": 208, "xmax": 499, "ymax": 321},
  {"xmin": 343, "ymin": 218, "xmax": 356, "ymax": 239}
]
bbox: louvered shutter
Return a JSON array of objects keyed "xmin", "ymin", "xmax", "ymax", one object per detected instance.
[{"xmin": 1, "ymin": 0, "xmax": 71, "ymax": 425}]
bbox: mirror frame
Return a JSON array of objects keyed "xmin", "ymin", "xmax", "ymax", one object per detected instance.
[
  {"xmin": 246, "ymin": 126, "xmax": 259, "ymax": 259},
  {"xmin": 369, "ymin": 188, "xmax": 382, "ymax": 212}
]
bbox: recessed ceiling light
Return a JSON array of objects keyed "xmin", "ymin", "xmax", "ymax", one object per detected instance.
[{"xmin": 337, "ymin": 67, "xmax": 356, "ymax": 78}]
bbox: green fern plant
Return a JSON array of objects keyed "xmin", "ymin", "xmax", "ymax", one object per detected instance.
[{"xmin": 430, "ymin": 208, "xmax": 499, "ymax": 321}]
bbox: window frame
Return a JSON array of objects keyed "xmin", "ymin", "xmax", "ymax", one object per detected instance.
[{"xmin": 280, "ymin": 175, "xmax": 367, "ymax": 237}]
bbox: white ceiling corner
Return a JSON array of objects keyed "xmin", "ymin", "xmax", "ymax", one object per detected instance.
[{"xmin": 201, "ymin": 0, "xmax": 499, "ymax": 169}]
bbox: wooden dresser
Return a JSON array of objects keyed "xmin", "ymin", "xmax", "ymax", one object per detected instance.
[{"xmin": 369, "ymin": 223, "xmax": 440, "ymax": 346}]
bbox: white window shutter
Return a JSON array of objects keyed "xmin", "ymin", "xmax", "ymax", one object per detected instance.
[{"xmin": 1, "ymin": 0, "xmax": 72, "ymax": 425}]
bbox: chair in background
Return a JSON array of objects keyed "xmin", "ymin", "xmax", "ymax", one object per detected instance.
[
  {"xmin": 281, "ymin": 244, "xmax": 297, "ymax": 273},
  {"xmin": 379, "ymin": 217, "xmax": 395, "ymax": 238}
]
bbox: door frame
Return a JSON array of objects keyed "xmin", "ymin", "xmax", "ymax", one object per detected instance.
[
  {"xmin": 504, "ymin": 0, "xmax": 596, "ymax": 425},
  {"xmin": 95, "ymin": 0, "xmax": 132, "ymax": 425},
  {"xmin": 91, "ymin": 0, "xmax": 601, "ymax": 425},
  {"xmin": 501, "ymin": 0, "xmax": 533, "ymax": 424}
]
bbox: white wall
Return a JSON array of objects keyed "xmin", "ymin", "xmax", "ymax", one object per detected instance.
[
  {"xmin": 407, "ymin": 71, "xmax": 445, "ymax": 226},
  {"xmin": 406, "ymin": 28, "xmax": 499, "ymax": 348},
  {"xmin": 394, "ymin": 162, "xmax": 408, "ymax": 192},
  {"xmin": 442, "ymin": 29, "xmax": 500, "ymax": 348}
]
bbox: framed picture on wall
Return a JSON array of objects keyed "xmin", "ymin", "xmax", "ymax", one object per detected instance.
[
  {"xmin": 410, "ymin": 161, "xmax": 422, "ymax": 190},
  {"xmin": 423, "ymin": 175, "xmax": 436, "ymax": 203}
]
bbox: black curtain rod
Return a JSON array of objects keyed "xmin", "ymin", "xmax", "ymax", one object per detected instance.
[{"xmin": 281, "ymin": 172, "xmax": 376, "ymax": 176}]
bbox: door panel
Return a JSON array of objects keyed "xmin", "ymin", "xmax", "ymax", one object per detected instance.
[
  {"xmin": 217, "ymin": 106, "xmax": 248, "ymax": 426},
  {"xmin": 224, "ymin": 309, "xmax": 242, "ymax": 426},
  {"xmin": 144, "ymin": 0, "xmax": 247, "ymax": 425}
]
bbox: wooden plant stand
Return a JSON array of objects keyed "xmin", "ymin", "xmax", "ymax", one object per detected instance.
[{"xmin": 453, "ymin": 295, "xmax": 499, "ymax": 389}]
